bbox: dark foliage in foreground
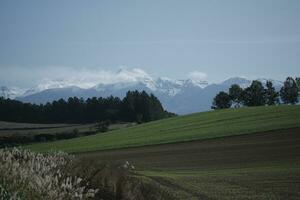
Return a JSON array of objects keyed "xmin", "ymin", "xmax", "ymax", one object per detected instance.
[{"xmin": 0, "ymin": 90, "xmax": 175, "ymax": 124}]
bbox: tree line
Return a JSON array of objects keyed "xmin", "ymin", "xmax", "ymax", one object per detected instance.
[
  {"xmin": 212, "ymin": 77, "xmax": 300, "ymax": 109},
  {"xmin": 0, "ymin": 90, "xmax": 175, "ymax": 124}
]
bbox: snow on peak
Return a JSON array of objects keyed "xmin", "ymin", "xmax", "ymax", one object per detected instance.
[
  {"xmin": 180, "ymin": 79, "xmax": 208, "ymax": 88},
  {"xmin": 21, "ymin": 79, "xmax": 79, "ymax": 97},
  {"xmin": 221, "ymin": 77, "xmax": 251, "ymax": 88},
  {"xmin": 155, "ymin": 77, "xmax": 184, "ymax": 96},
  {"xmin": 93, "ymin": 68, "xmax": 157, "ymax": 91}
]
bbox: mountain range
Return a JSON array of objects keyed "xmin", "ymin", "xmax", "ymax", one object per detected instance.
[{"xmin": 1, "ymin": 70, "xmax": 283, "ymax": 114}]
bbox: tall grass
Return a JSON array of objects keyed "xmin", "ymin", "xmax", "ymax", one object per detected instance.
[{"xmin": 0, "ymin": 148, "xmax": 99, "ymax": 200}]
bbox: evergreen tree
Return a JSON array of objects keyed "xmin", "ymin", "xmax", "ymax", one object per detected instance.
[
  {"xmin": 211, "ymin": 91, "xmax": 232, "ymax": 109},
  {"xmin": 121, "ymin": 91, "xmax": 137, "ymax": 122},
  {"xmin": 280, "ymin": 77, "xmax": 299, "ymax": 104},
  {"xmin": 149, "ymin": 94, "xmax": 165, "ymax": 120},
  {"xmin": 265, "ymin": 81, "xmax": 279, "ymax": 105},
  {"xmin": 121, "ymin": 90, "xmax": 167, "ymax": 123},
  {"xmin": 242, "ymin": 80, "xmax": 266, "ymax": 106}
]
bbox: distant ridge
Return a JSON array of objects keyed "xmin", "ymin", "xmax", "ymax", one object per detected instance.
[{"xmin": 2, "ymin": 76, "xmax": 283, "ymax": 114}]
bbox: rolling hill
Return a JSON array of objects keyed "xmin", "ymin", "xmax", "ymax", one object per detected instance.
[{"xmin": 26, "ymin": 105, "xmax": 300, "ymax": 153}]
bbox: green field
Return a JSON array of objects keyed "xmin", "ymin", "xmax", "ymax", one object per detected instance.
[{"xmin": 26, "ymin": 105, "xmax": 300, "ymax": 153}]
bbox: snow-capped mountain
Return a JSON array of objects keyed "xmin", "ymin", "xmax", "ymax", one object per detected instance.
[
  {"xmin": 9, "ymin": 69, "xmax": 284, "ymax": 115},
  {"xmin": 15, "ymin": 76, "xmax": 209, "ymax": 113}
]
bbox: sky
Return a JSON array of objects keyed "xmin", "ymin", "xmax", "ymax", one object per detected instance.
[{"xmin": 0, "ymin": 0, "xmax": 300, "ymax": 88}]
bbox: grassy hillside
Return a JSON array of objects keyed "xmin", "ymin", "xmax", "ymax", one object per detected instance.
[{"xmin": 26, "ymin": 105, "xmax": 300, "ymax": 153}]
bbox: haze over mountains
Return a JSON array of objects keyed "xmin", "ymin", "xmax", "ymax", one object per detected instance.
[{"xmin": 1, "ymin": 69, "xmax": 283, "ymax": 114}]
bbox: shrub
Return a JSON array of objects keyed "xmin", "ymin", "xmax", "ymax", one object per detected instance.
[{"xmin": 95, "ymin": 120, "xmax": 110, "ymax": 133}]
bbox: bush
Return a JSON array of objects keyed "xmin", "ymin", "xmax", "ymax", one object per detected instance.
[{"xmin": 95, "ymin": 120, "xmax": 110, "ymax": 132}]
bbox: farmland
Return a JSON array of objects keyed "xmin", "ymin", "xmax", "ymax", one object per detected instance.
[
  {"xmin": 26, "ymin": 105, "xmax": 300, "ymax": 153},
  {"xmin": 78, "ymin": 127, "xmax": 300, "ymax": 199}
]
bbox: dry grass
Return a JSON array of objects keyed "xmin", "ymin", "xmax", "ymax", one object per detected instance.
[{"xmin": 0, "ymin": 148, "xmax": 99, "ymax": 200}]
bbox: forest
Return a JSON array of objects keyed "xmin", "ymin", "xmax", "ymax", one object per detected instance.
[{"xmin": 0, "ymin": 90, "xmax": 175, "ymax": 124}]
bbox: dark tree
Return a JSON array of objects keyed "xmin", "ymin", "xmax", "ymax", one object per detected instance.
[
  {"xmin": 242, "ymin": 80, "xmax": 266, "ymax": 106},
  {"xmin": 211, "ymin": 91, "xmax": 232, "ymax": 109},
  {"xmin": 149, "ymin": 94, "xmax": 166, "ymax": 120},
  {"xmin": 265, "ymin": 80, "xmax": 279, "ymax": 105},
  {"xmin": 296, "ymin": 77, "xmax": 300, "ymax": 97},
  {"xmin": 280, "ymin": 77, "xmax": 299, "ymax": 104},
  {"xmin": 121, "ymin": 91, "xmax": 138, "ymax": 122},
  {"xmin": 228, "ymin": 84, "xmax": 243, "ymax": 108},
  {"xmin": 121, "ymin": 90, "xmax": 167, "ymax": 123}
]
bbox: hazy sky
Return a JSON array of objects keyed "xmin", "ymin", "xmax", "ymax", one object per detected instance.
[{"xmin": 0, "ymin": 0, "xmax": 300, "ymax": 88}]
